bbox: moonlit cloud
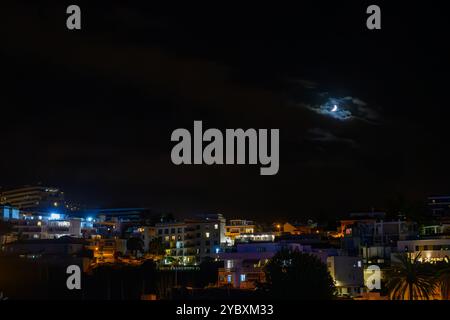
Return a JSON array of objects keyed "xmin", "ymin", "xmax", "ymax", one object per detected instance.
[
  {"xmin": 307, "ymin": 97, "xmax": 353, "ymax": 121},
  {"xmin": 289, "ymin": 79, "xmax": 381, "ymax": 123},
  {"xmin": 298, "ymin": 94, "xmax": 380, "ymax": 123}
]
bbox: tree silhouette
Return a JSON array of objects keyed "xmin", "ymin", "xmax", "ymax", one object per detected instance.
[
  {"xmin": 148, "ymin": 237, "xmax": 165, "ymax": 256},
  {"xmin": 434, "ymin": 259, "xmax": 450, "ymax": 300},
  {"xmin": 385, "ymin": 252, "xmax": 435, "ymax": 300},
  {"xmin": 0, "ymin": 219, "xmax": 12, "ymax": 236},
  {"xmin": 127, "ymin": 237, "xmax": 144, "ymax": 257},
  {"xmin": 262, "ymin": 248, "xmax": 335, "ymax": 300},
  {"xmin": 0, "ymin": 220, "xmax": 13, "ymax": 245}
]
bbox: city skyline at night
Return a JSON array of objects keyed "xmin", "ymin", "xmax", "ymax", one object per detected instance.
[{"xmin": 1, "ymin": 1, "xmax": 450, "ymax": 307}]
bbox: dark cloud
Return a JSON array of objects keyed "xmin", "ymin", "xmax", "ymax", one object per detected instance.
[
  {"xmin": 307, "ymin": 128, "xmax": 357, "ymax": 147},
  {"xmin": 0, "ymin": 2, "xmax": 449, "ymax": 221}
]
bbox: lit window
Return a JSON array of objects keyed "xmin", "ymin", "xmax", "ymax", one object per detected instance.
[
  {"xmin": 205, "ymin": 232, "xmax": 210, "ymax": 238},
  {"xmin": 214, "ymin": 224, "xmax": 218, "ymax": 230},
  {"xmin": 165, "ymin": 236, "xmax": 169, "ymax": 241},
  {"xmin": 227, "ymin": 275, "xmax": 232, "ymax": 283},
  {"xmin": 240, "ymin": 274, "xmax": 246, "ymax": 282}
]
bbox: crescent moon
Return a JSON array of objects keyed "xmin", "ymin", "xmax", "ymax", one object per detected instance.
[{"xmin": 331, "ymin": 105, "xmax": 338, "ymax": 112}]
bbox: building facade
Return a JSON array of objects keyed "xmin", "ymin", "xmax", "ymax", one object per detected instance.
[
  {"xmin": 395, "ymin": 239, "xmax": 450, "ymax": 263},
  {"xmin": 0, "ymin": 186, "xmax": 65, "ymax": 212},
  {"xmin": 327, "ymin": 256, "xmax": 365, "ymax": 297},
  {"xmin": 0, "ymin": 205, "xmax": 20, "ymax": 220},
  {"xmin": 155, "ymin": 214, "xmax": 226, "ymax": 264},
  {"xmin": 428, "ymin": 196, "xmax": 450, "ymax": 218},
  {"xmin": 225, "ymin": 220, "xmax": 255, "ymax": 244},
  {"xmin": 217, "ymin": 242, "xmax": 305, "ymax": 289}
]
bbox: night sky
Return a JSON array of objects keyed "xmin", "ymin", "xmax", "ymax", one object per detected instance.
[{"xmin": 1, "ymin": 2, "xmax": 449, "ymax": 221}]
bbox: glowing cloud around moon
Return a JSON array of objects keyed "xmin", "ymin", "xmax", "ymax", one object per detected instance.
[{"xmin": 307, "ymin": 98, "xmax": 353, "ymax": 120}]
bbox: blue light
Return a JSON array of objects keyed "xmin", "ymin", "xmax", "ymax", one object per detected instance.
[
  {"xmin": 87, "ymin": 216, "xmax": 93, "ymax": 222},
  {"xmin": 215, "ymin": 247, "xmax": 220, "ymax": 254}
]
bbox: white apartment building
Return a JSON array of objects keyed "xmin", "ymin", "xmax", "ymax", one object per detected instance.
[
  {"xmin": 155, "ymin": 214, "xmax": 226, "ymax": 264},
  {"xmin": 395, "ymin": 239, "xmax": 450, "ymax": 263},
  {"xmin": 327, "ymin": 256, "xmax": 365, "ymax": 297},
  {"xmin": 10, "ymin": 215, "xmax": 82, "ymax": 240}
]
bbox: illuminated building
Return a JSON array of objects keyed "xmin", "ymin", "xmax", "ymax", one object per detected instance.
[
  {"xmin": 327, "ymin": 256, "xmax": 365, "ymax": 297},
  {"xmin": 8, "ymin": 216, "xmax": 82, "ymax": 240},
  {"xmin": 428, "ymin": 195, "xmax": 450, "ymax": 218},
  {"xmin": 340, "ymin": 213, "xmax": 418, "ymax": 256},
  {"xmin": 186, "ymin": 213, "xmax": 226, "ymax": 261},
  {"xmin": 234, "ymin": 232, "xmax": 276, "ymax": 243},
  {"xmin": 0, "ymin": 185, "xmax": 65, "ymax": 212},
  {"xmin": 217, "ymin": 242, "xmax": 323, "ymax": 289},
  {"xmin": 225, "ymin": 220, "xmax": 255, "ymax": 244},
  {"xmin": 130, "ymin": 226, "xmax": 156, "ymax": 252},
  {"xmin": 421, "ymin": 223, "xmax": 450, "ymax": 236},
  {"xmin": 156, "ymin": 214, "xmax": 226, "ymax": 264},
  {"xmin": 85, "ymin": 237, "xmax": 127, "ymax": 263},
  {"xmin": 395, "ymin": 239, "xmax": 450, "ymax": 263},
  {"xmin": 156, "ymin": 221, "xmax": 192, "ymax": 263},
  {"xmin": 0, "ymin": 205, "xmax": 20, "ymax": 220}
]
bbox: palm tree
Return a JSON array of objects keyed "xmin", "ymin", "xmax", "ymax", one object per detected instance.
[
  {"xmin": 386, "ymin": 252, "xmax": 435, "ymax": 300},
  {"xmin": 434, "ymin": 259, "xmax": 450, "ymax": 300}
]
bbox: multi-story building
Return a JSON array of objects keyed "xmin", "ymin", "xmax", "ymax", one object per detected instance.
[
  {"xmin": 225, "ymin": 220, "xmax": 255, "ymax": 244},
  {"xmin": 421, "ymin": 223, "xmax": 450, "ymax": 236},
  {"xmin": 216, "ymin": 241, "xmax": 331, "ymax": 289},
  {"xmin": 394, "ymin": 239, "xmax": 450, "ymax": 263},
  {"xmin": 81, "ymin": 217, "xmax": 121, "ymax": 239},
  {"xmin": 0, "ymin": 185, "xmax": 65, "ymax": 213},
  {"xmin": 327, "ymin": 256, "xmax": 365, "ymax": 298},
  {"xmin": 155, "ymin": 213, "xmax": 226, "ymax": 264},
  {"xmin": 217, "ymin": 242, "xmax": 304, "ymax": 289},
  {"xmin": 234, "ymin": 232, "xmax": 276, "ymax": 243},
  {"xmin": 0, "ymin": 205, "xmax": 20, "ymax": 220},
  {"xmin": 428, "ymin": 196, "xmax": 450, "ymax": 218},
  {"xmin": 156, "ymin": 221, "xmax": 191, "ymax": 263},
  {"xmin": 130, "ymin": 226, "xmax": 156, "ymax": 252},
  {"xmin": 341, "ymin": 216, "xmax": 418, "ymax": 256},
  {"xmin": 9, "ymin": 215, "xmax": 82, "ymax": 240},
  {"xmin": 85, "ymin": 237, "xmax": 127, "ymax": 263}
]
